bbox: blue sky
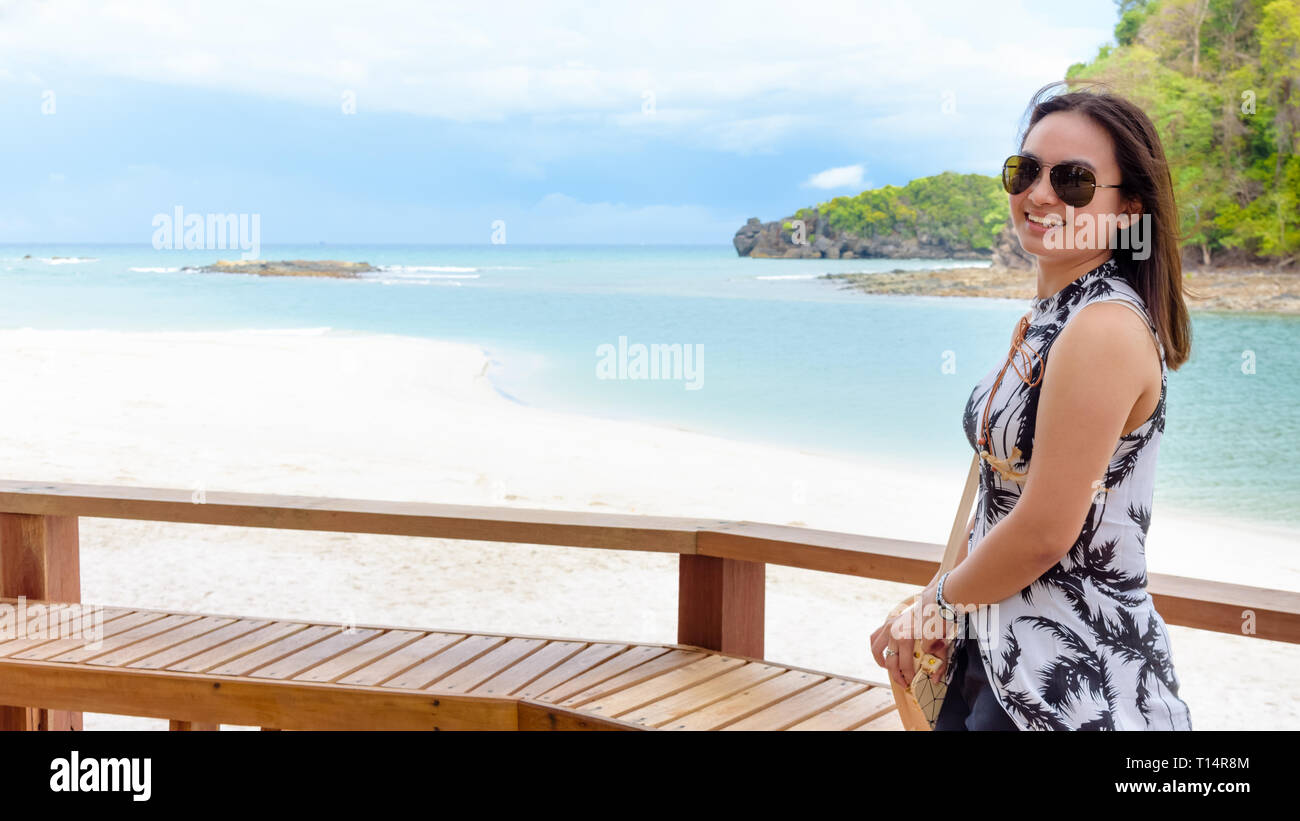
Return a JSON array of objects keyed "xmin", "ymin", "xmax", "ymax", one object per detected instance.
[{"xmin": 0, "ymin": 0, "xmax": 1121, "ymax": 244}]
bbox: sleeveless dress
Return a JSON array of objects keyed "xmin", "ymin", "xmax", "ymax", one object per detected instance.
[{"xmin": 949, "ymin": 257, "xmax": 1193, "ymax": 731}]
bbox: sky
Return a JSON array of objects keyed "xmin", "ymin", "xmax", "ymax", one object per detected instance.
[{"xmin": 0, "ymin": 0, "xmax": 1123, "ymax": 244}]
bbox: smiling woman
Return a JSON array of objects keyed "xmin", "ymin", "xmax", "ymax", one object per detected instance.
[{"xmin": 870, "ymin": 82, "xmax": 1196, "ymax": 731}]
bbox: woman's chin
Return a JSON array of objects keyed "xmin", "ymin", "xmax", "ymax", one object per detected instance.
[
  {"xmin": 1018, "ymin": 228, "xmax": 1074, "ymax": 261},
  {"xmin": 1016, "ymin": 229, "xmax": 1049, "ymax": 257}
]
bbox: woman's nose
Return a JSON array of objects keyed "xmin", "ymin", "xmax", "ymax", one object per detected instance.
[{"xmin": 1026, "ymin": 169, "xmax": 1058, "ymax": 207}]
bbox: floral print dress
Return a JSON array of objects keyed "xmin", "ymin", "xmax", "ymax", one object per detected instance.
[{"xmin": 952, "ymin": 257, "xmax": 1193, "ymax": 730}]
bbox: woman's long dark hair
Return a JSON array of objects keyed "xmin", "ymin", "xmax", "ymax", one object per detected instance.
[{"xmin": 1019, "ymin": 82, "xmax": 1193, "ymax": 371}]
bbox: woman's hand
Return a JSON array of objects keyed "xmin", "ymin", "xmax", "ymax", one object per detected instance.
[{"xmin": 870, "ymin": 592, "xmax": 954, "ymax": 689}]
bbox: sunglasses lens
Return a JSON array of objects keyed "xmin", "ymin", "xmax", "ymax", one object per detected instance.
[
  {"xmin": 1002, "ymin": 156, "xmax": 1036, "ymax": 195},
  {"xmin": 1051, "ymin": 164, "xmax": 1097, "ymax": 207}
]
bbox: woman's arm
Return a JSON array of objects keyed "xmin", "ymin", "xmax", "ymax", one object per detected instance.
[
  {"xmin": 921, "ymin": 301, "xmax": 1158, "ymax": 612},
  {"xmin": 876, "ymin": 301, "xmax": 1157, "ymax": 687}
]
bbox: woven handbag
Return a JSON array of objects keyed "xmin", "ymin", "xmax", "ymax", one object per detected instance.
[{"xmin": 887, "ymin": 452, "xmax": 981, "ymax": 731}]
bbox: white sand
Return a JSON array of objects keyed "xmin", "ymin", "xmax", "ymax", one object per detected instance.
[{"xmin": 0, "ymin": 327, "xmax": 1294, "ymax": 731}]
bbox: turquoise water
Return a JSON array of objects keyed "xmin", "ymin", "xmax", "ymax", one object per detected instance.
[{"xmin": 2, "ymin": 243, "xmax": 1297, "ymax": 530}]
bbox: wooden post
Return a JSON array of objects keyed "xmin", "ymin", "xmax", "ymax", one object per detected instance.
[
  {"xmin": 169, "ymin": 720, "xmax": 219, "ymax": 731},
  {"xmin": 0, "ymin": 513, "xmax": 82, "ymax": 730},
  {"xmin": 677, "ymin": 555, "xmax": 764, "ymax": 658}
]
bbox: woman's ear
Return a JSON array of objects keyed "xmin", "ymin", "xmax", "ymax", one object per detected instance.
[{"xmin": 1117, "ymin": 196, "xmax": 1142, "ymax": 230}]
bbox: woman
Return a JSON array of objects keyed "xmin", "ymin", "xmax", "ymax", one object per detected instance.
[{"xmin": 869, "ymin": 83, "xmax": 1194, "ymax": 730}]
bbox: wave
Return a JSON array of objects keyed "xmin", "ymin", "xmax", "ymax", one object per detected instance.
[
  {"xmin": 39, "ymin": 257, "xmax": 98, "ymax": 265},
  {"xmin": 755, "ymin": 273, "xmax": 819, "ymax": 281},
  {"xmin": 379, "ymin": 265, "xmax": 479, "ymax": 275},
  {"xmin": 373, "ymin": 278, "xmax": 464, "ymax": 287},
  {"xmin": 129, "ymin": 266, "xmax": 182, "ymax": 273}
]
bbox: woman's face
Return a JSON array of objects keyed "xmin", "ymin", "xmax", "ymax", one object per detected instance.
[{"xmin": 1011, "ymin": 109, "xmax": 1138, "ymax": 264}]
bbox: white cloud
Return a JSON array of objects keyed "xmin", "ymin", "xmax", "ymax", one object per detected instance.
[
  {"xmin": 803, "ymin": 164, "xmax": 866, "ymax": 190},
  {"xmin": 0, "ymin": 0, "xmax": 1117, "ymax": 155}
]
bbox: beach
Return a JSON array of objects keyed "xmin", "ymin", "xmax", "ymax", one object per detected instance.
[{"xmin": 0, "ymin": 326, "xmax": 1294, "ymax": 730}]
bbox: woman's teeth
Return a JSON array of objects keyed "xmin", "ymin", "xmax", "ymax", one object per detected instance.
[{"xmin": 1027, "ymin": 213, "xmax": 1064, "ymax": 227}]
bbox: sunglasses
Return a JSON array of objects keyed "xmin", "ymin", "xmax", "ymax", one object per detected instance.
[{"xmin": 1001, "ymin": 154, "xmax": 1122, "ymax": 208}]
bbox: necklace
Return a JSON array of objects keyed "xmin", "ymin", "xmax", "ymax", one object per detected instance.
[{"xmin": 977, "ymin": 312, "xmax": 1042, "ymax": 485}]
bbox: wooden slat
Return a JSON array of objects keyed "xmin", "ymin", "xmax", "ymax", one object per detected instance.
[
  {"xmin": 87, "ymin": 616, "xmax": 235, "ymax": 667},
  {"xmin": 291, "ymin": 630, "xmax": 425, "ymax": 683},
  {"xmin": 128, "ymin": 619, "xmax": 272, "ymax": 669},
  {"xmin": 246, "ymin": 628, "xmax": 383, "ymax": 680},
  {"xmin": 571, "ymin": 654, "xmax": 744, "ymax": 715},
  {"xmin": 853, "ymin": 709, "xmax": 905, "ymax": 730},
  {"xmin": 698, "ymin": 522, "xmax": 940, "ymax": 585},
  {"xmin": 0, "ymin": 606, "xmax": 133, "ymax": 657},
  {"xmin": 48, "ymin": 614, "xmax": 202, "ymax": 664},
  {"xmin": 426, "ymin": 637, "xmax": 546, "ymax": 693},
  {"xmin": 0, "ymin": 657, "xmax": 519, "ymax": 730},
  {"xmin": 663, "ymin": 669, "xmax": 827, "ymax": 730},
  {"xmin": 469, "ymin": 640, "xmax": 587, "ymax": 696},
  {"xmin": 1149, "ymin": 572, "xmax": 1300, "ymax": 644},
  {"xmin": 384, "ymin": 635, "xmax": 506, "ymax": 690},
  {"xmin": 338, "ymin": 632, "xmax": 465, "ymax": 687},
  {"xmin": 512, "ymin": 643, "xmax": 628, "ymax": 700},
  {"xmin": 516, "ymin": 701, "xmax": 641, "ymax": 731},
  {"xmin": 206, "ymin": 625, "xmax": 341, "ymax": 677},
  {"xmin": 551, "ymin": 649, "xmax": 705, "ymax": 707},
  {"xmin": 168, "ymin": 622, "xmax": 311, "ymax": 673},
  {"xmin": 0, "ymin": 481, "xmax": 714, "ymax": 555},
  {"xmin": 10, "ymin": 611, "xmax": 169, "ymax": 661},
  {"xmin": 784, "ymin": 687, "xmax": 896, "ymax": 730},
  {"xmin": 723, "ymin": 677, "xmax": 871, "ymax": 730},
  {"xmin": 530, "ymin": 645, "xmax": 668, "ymax": 704},
  {"xmin": 615, "ymin": 661, "xmax": 787, "ymax": 727}
]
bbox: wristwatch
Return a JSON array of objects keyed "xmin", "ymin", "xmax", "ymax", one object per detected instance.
[{"xmin": 936, "ymin": 571, "xmax": 959, "ymax": 623}]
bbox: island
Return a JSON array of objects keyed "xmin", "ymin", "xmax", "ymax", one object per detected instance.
[
  {"xmin": 733, "ymin": 172, "xmax": 1015, "ymax": 262},
  {"xmin": 199, "ymin": 260, "xmax": 378, "ymax": 278}
]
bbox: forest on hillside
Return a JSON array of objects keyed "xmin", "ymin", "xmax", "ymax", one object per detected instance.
[
  {"xmin": 792, "ymin": 0, "xmax": 1298, "ymax": 267},
  {"xmin": 1070, "ymin": 0, "xmax": 1299, "ymax": 266}
]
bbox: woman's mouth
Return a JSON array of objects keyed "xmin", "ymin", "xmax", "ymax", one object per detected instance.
[{"xmin": 1024, "ymin": 212, "xmax": 1065, "ymax": 235}]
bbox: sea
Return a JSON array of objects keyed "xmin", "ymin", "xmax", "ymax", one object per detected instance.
[{"xmin": 2, "ymin": 243, "xmax": 1297, "ymax": 531}]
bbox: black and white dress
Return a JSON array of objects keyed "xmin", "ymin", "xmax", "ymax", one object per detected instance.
[{"xmin": 952, "ymin": 257, "xmax": 1193, "ymax": 731}]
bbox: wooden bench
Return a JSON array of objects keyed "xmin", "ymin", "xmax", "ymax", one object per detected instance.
[
  {"xmin": 0, "ymin": 598, "xmax": 902, "ymax": 730},
  {"xmin": 0, "ymin": 480, "xmax": 1296, "ymax": 731}
]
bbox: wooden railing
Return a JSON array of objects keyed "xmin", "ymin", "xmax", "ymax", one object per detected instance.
[{"xmin": 1, "ymin": 479, "xmax": 1297, "ymax": 730}]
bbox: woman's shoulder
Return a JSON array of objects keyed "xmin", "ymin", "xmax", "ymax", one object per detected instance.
[{"xmin": 1062, "ymin": 272, "xmax": 1164, "ymax": 364}]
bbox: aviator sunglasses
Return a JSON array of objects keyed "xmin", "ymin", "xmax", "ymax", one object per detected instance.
[{"xmin": 1001, "ymin": 154, "xmax": 1123, "ymax": 208}]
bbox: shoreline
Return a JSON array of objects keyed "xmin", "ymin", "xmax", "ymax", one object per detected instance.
[
  {"xmin": 0, "ymin": 326, "xmax": 1294, "ymax": 730},
  {"xmin": 824, "ymin": 264, "xmax": 1300, "ymax": 315}
]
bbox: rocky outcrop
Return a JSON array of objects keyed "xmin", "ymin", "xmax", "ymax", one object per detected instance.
[
  {"xmin": 200, "ymin": 260, "xmax": 378, "ymax": 278},
  {"xmin": 991, "ymin": 220, "xmax": 1034, "ymax": 270},
  {"xmin": 823, "ymin": 264, "xmax": 1300, "ymax": 314},
  {"xmin": 734, "ymin": 209, "xmax": 1000, "ymax": 260}
]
